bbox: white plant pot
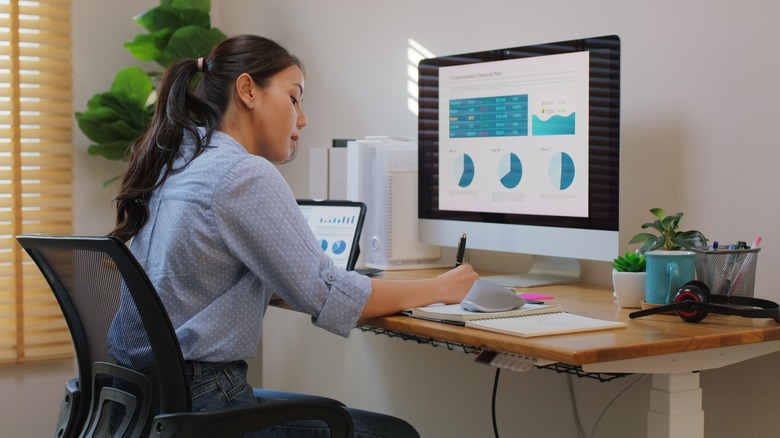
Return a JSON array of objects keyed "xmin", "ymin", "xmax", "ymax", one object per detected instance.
[{"xmin": 612, "ymin": 269, "xmax": 647, "ymax": 308}]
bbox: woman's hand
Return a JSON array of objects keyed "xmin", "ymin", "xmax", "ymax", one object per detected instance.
[{"xmin": 433, "ymin": 263, "xmax": 479, "ymax": 304}]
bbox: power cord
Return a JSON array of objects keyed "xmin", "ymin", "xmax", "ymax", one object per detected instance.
[
  {"xmin": 492, "ymin": 368, "xmax": 501, "ymax": 438},
  {"xmin": 485, "ymin": 353, "xmax": 643, "ymax": 437},
  {"xmin": 567, "ymin": 374, "xmax": 587, "ymax": 438},
  {"xmin": 588, "ymin": 374, "xmax": 647, "ymax": 437},
  {"xmin": 568, "ymin": 373, "xmax": 649, "ymax": 438}
]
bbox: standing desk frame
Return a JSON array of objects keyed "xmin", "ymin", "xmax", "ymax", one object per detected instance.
[{"xmin": 348, "ymin": 269, "xmax": 780, "ymax": 438}]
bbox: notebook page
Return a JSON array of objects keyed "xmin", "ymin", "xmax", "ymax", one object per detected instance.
[{"xmin": 466, "ymin": 312, "xmax": 626, "ymax": 338}]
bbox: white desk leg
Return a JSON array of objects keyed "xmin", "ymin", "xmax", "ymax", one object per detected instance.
[{"xmin": 647, "ymin": 372, "xmax": 704, "ymax": 438}]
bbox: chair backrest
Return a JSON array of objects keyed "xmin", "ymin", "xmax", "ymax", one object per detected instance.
[{"xmin": 17, "ymin": 235, "xmax": 190, "ymax": 437}]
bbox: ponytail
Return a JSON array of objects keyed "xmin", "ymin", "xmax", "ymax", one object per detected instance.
[
  {"xmin": 109, "ymin": 35, "xmax": 302, "ymax": 242},
  {"xmin": 110, "ymin": 59, "xmax": 219, "ymax": 241}
]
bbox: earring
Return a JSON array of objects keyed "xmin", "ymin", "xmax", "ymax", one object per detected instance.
[{"xmin": 248, "ymin": 102, "xmax": 255, "ymax": 109}]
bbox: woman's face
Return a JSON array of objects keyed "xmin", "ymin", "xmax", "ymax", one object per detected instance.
[{"xmin": 251, "ymin": 65, "xmax": 307, "ymax": 163}]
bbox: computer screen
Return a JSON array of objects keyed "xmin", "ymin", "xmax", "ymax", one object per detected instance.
[{"xmin": 417, "ymin": 35, "xmax": 620, "ymax": 287}]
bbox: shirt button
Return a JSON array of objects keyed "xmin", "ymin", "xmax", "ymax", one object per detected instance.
[{"xmin": 327, "ymin": 274, "xmax": 336, "ymax": 282}]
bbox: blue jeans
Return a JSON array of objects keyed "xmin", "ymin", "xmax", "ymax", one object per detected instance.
[{"xmin": 185, "ymin": 360, "xmax": 419, "ymax": 438}]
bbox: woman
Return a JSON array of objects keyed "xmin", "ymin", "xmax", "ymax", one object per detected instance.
[{"xmin": 109, "ymin": 34, "xmax": 478, "ymax": 437}]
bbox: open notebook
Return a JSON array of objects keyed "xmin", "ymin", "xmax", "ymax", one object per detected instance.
[
  {"xmin": 465, "ymin": 312, "xmax": 626, "ymax": 338},
  {"xmin": 297, "ymin": 199, "xmax": 382, "ymax": 276}
]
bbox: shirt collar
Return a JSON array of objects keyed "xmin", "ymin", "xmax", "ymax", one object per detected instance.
[{"xmin": 181, "ymin": 128, "xmax": 249, "ymax": 155}]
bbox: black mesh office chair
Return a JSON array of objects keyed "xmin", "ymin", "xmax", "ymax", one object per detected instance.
[{"xmin": 17, "ymin": 235, "xmax": 353, "ymax": 438}]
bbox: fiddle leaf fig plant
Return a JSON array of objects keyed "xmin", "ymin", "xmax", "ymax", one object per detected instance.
[
  {"xmin": 124, "ymin": 0, "xmax": 227, "ymax": 69},
  {"xmin": 629, "ymin": 208, "xmax": 708, "ymax": 253},
  {"xmin": 76, "ymin": 67, "xmax": 154, "ymax": 163},
  {"xmin": 76, "ymin": 0, "xmax": 226, "ymax": 178}
]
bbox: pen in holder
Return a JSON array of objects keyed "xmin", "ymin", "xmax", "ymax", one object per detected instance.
[{"xmin": 692, "ymin": 247, "xmax": 760, "ymax": 297}]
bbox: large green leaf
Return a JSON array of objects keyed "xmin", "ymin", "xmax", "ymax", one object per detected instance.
[
  {"xmin": 109, "ymin": 67, "xmax": 154, "ymax": 107},
  {"xmin": 649, "ymin": 208, "xmax": 665, "ymax": 221},
  {"xmin": 628, "ymin": 232, "xmax": 665, "ymax": 254},
  {"xmin": 86, "ymin": 92, "xmax": 106, "ymax": 111},
  {"xmin": 162, "ymin": 0, "xmax": 211, "ymax": 14},
  {"xmin": 98, "ymin": 96, "xmax": 141, "ymax": 129},
  {"xmin": 124, "ymin": 31, "xmax": 169, "ymax": 62},
  {"xmin": 75, "ymin": 67, "xmax": 153, "ymax": 160},
  {"xmin": 87, "ymin": 140, "xmax": 135, "ymax": 161},
  {"xmin": 76, "ymin": 105, "xmax": 123, "ymax": 143},
  {"xmin": 133, "ymin": 5, "xmax": 210, "ymax": 33},
  {"xmin": 101, "ymin": 118, "xmax": 145, "ymax": 141},
  {"xmin": 158, "ymin": 26, "xmax": 227, "ymax": 66},
  {"xmin": 640, "ymin": 219, "xmax": 664, "ymax": 233},
  {"xmin": 77, "ymin": 111, "xmax": 146, "ymax": 151},
  {"xmin": 672, "ymin": 230, "xmax": 708, "ymax": 250}
]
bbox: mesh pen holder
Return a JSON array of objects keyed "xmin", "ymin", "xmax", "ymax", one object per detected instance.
[{"xmin": 692, "ymin": 247, "xmax": 760, "ymax": 297}]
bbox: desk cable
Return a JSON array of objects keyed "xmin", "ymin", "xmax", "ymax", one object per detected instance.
[
  {"xmin": 491, "ymin": 366, "xmax": 646, "ymax": 438},
  {"xmin": 491, "ymin": 368, "xmax": 501, "ymax": 438},
  {"xmin": 568, "ymin": 373, "xmax": 648, "ymax": 438}
]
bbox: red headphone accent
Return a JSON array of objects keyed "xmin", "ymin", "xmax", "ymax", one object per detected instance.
[{"xmin": 629, "ymin": 280, "xmax": 780, "ymax": 324}]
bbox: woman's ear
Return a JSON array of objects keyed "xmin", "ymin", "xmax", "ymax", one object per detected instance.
[{"xmin": 235, "ymin": 73, "xmax": 256, "ymax": 110}]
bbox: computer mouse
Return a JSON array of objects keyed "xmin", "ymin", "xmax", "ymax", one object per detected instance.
[{"xmin": 460, "ymin": 279, "xmax": 527, "ymax": 312}]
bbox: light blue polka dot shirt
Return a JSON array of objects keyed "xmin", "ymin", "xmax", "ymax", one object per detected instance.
[{"xmin": 124, "ymin": 129, "xmax": 371, "ymax": 363}]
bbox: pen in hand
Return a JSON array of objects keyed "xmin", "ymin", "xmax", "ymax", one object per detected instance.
[{"xmin": 455, "ymin": 233, "xmax": 467, "ymax": 267}]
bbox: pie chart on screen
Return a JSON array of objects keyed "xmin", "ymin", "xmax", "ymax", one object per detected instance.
[
  {"xmin": 320, "ymin": 239, "xmax": 328, "ymax": 251},
  {"xmin": 332, "ymin": 240, "xmax": 347, "ymax": 255},
  {"xmin": 548, "ymin": 152, "xmax": 575, "ymax": 190},
  {"xmin": 499, "ymin": 153, "xmax": 523, "ymax": 189},
  {"xmin": 454, "ymin": 153, "xmax": 475, "ymax": 188}
]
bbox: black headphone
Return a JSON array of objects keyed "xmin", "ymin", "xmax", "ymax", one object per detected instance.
[{"xmin": 629, "ymin": 280, "xmax": 780, "ymax": 323}]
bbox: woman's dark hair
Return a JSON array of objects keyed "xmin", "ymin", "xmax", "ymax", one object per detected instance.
[{"xmin": 110, "ymin": 35, "xmax": 302, "ymax": 241}]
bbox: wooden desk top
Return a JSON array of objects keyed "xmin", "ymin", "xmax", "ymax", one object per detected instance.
[{"xmin": 357, "ymin": 269, "xmax": 780, "ymax": 366}]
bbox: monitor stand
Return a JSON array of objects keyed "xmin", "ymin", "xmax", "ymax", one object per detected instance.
[{"xmin": 482, "ymin": 255, "xmax": 581, "ymax": 288}]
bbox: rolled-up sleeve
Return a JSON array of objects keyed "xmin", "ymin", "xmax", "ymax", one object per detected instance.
[{"xmin": 313, "ymin": 268, "xmax": 371, "ymax": 336}]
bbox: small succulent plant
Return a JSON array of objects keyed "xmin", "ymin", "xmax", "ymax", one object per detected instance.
[{"xmin": 611, "ymin": 251, "xmax": 646, "ymax": 272}]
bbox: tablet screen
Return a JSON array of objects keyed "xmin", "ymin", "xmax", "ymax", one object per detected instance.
[{"xmin": 296, "ymin": 199, "xmax": 366, "ymax": 271}]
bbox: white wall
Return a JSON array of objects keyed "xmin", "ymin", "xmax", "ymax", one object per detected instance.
[
  {"xmin": 5, "ymin": 0, "xmax": 780, "ymax": 436},
  {"xmin": 224, "ymin": 1, "xmax": 780, "ymax": 437}
]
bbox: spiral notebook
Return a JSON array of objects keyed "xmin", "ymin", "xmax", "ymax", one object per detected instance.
[
  {"xmin": 465, "ymin": 312, "xmax": 626, "ymax": 338},
  {"xmin": 407, "ymin": 303, "xmax": 562, "ymax": 324}
]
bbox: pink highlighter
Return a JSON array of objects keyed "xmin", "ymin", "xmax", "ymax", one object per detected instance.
[{"xmin": 519, "ymin": 293, "xmax": 555, "ymax": 301}]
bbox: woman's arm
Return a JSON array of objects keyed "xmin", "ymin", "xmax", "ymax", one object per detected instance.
[{"xmin": 360, "ymin": 264, "xmax": 478, "ymax": 319}]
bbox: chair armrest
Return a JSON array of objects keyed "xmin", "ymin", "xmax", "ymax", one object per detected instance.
[{"xmin": 150, "ymin": 399, "xmax": 353, "ymax": 438}]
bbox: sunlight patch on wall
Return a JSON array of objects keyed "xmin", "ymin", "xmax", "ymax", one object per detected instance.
[{"xmin": 407, "ymin": 39, "xmax": 435, "ymax": 116}]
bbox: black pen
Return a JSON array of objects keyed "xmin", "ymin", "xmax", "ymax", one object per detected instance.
[{"xmin": 455, "ymin": 233, "xmax": 467, "ymax": 267}]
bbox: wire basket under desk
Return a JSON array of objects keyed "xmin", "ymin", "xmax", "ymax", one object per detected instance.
[{"xmin": 692, "ymin": 247, "xmax": 760, "ymax": 297}]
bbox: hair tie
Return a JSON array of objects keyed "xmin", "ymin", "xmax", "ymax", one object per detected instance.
[{"xmin": 197, "ymin": 57, "xmax": 204, "ymax": 72}]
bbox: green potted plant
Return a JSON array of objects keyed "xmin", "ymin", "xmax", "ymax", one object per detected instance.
[
  {"xmin": 611, "ymin": 251, "xmax": 646, "ymax": 308},
  {"xmin": 613, "ymin": 208, "xmax": 708, "ymax": 308},
  {"xmin": 611, "ymin": 251, "xmax": 647, "ymax": 273},
  {"xmin": 628, "ymin": 208, "xmax": 708, "ymax": 253},
  {"xmin": 76, "ymin": 0, "xmax": 227, "ymax": 185}
]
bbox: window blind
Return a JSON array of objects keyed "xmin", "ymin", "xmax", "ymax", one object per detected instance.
[{"xmin": 0, "ymin": 0, "xmax": 73, "ymax": 364}]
